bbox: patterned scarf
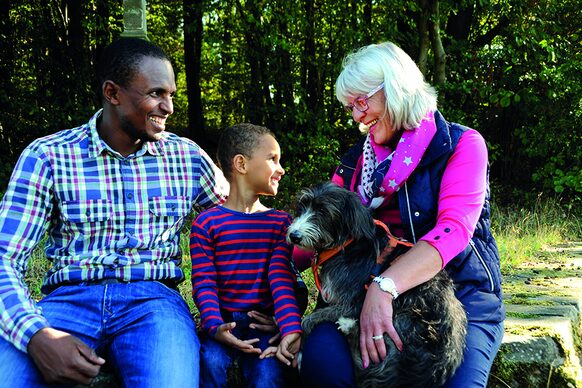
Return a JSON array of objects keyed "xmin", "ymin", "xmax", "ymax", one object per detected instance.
[{"xmin": 358, "ymin": 111, "xmax": 437, "ymax": 209}]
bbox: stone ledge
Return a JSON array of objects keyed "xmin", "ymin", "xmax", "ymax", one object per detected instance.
[{"xmin": 489, "ymin": 243, "xmax": 582, "ymax": 387}]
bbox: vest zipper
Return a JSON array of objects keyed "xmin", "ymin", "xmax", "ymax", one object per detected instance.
[
  {"xmin": 403, "ymin": 183, "xmax": 417, "ymax": 243},
  {"xmin": 469, "ymin": 239, "xmax": 494, "ymax": 292}
]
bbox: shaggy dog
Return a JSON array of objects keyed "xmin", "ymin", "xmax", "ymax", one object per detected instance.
[{"xmin": 287, "ymin": 183, "xmax": 467, "ymax": 387}]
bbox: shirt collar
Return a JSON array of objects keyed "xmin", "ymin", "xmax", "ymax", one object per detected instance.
[{"xmin": 86, "ymin": 109, "xmax": 167, "ymax": 158}]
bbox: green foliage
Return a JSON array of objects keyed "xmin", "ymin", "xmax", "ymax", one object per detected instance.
[{"xmin": 442, "ymin": 0, "xmax": 581, "ymax": 202}]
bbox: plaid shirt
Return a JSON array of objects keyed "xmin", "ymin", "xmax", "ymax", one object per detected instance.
[{"xmin": 0, "ymin": 110, "xmax": 228, "ymax": 352}]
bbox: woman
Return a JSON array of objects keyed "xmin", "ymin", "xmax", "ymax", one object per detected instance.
[{"xmin": 299, "ymin": 42, "xmax": 504, "ymax": 387}]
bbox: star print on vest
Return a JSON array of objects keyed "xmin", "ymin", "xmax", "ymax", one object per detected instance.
[{"xmin": 358, "ymin": 111, "xmax": 437, "ymax": 209}]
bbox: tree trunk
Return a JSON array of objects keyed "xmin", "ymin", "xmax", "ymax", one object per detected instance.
[
  {"xmin": 363, "ymin": 0, "xmax": 372, "ymax": 43},
  {"xmin": 272, "ymin": 1, "xmax": 296, "ymax": 132},
  {"xmin": 417, "ymin": 0, "xmax": 430, "ymax": 76},
  {"xmin": 183, "ymin": 0, "xmax": 205, "ymax": 144},
  {"xmin": 303, "ymin": 0, "xmax": 319, "ymax": 117},
  {"xmin": 0, "ymin": 0, "xmax": 13, "ymax": 158},
  {"xmin": 65, "ymin": 0, "xmax": 88, "ymax": 106},
  {"xmin": 219, "ymin": 15, "xmax": 232, "ymax": 129},
  {"xmin": 235, "ymin": 0, "xmax": 268, "ymax": 124},
  {"xmin": 428, "ymin": 0, "xmax": 446, "ymax": 87}
]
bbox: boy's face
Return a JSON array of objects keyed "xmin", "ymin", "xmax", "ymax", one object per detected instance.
[{"xmin": 246, "ymin": 134, "xmax": 285, "ymax": 196}]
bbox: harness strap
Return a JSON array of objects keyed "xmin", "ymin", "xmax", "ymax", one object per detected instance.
[
  {"xmin": 311, "ymin": 237, "xmax": 354, "ymax": 294},
  {"xmin": 311, "ymin": 219, "xmax": 413, "ymax": 293}
]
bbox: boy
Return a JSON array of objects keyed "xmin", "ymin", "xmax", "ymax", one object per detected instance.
[{"xmin": 190, "ymin": 123, "xmax": 302, "ymax": 387}]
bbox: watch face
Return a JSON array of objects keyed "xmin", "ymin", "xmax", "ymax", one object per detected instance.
[{"xmin": 380, "ymin": 279, "xmax": 391, "ymax": 291}]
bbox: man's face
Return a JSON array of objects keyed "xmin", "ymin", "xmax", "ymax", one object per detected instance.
[{"xmin": 116, "ymin": 56, "xmax": 176, "ymax": 143}]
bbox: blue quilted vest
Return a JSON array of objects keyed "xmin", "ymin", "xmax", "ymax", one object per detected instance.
[{"xmin": 335, "ymin": 111, "xmax": 505, "ymax": 322}]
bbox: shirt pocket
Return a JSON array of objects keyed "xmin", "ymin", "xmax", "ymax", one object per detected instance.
[
  {"xmin": 61, "ymin": 199, "xmax": 112, "ymax": 223},
  {"xmin": 148, "ymin": 196, "xmax": 191, "ymax": 218},
  {"xmin": 148, "ymin": 196, "xmax": 192, "ymax": 244}
]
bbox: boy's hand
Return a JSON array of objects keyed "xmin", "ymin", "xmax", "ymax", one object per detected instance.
[
  {"xmin": 261, "ymin": 332, "xmax": 301, "ymax": 367},
  {"xmin": 214, "ymin": 322, "xmax": 261, "ymax": 354}
]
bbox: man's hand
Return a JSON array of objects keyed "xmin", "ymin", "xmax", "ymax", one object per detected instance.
[
  {"xmin": 247, "ymin": 310, "xmax": 280, "ymax": 344},
  {"xmin": 214, "ymin": 322, "xmax": 262, "ymax": 355},
  {"xmin": 27, "ymin": 328, "xmax": 105, "ymax": 384}
]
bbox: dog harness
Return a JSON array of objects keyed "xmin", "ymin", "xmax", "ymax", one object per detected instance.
[{"xmin": 311, "ymin": 220, "xmax": 413, "ymax": 293}]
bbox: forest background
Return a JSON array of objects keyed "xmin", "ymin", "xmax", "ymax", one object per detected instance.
[{"xmin": 0, "ymin": 0, "xmax": 580, "ymax": 213}]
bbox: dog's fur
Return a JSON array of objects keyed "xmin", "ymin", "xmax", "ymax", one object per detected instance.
[{"xmin": 287, "ymin": 183, "xmax": 467, "ymax": 387}]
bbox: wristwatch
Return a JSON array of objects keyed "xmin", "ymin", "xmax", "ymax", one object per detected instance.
[{"xmin": 372, "ymin": 276, "xmax": 399, "ymax": 299}]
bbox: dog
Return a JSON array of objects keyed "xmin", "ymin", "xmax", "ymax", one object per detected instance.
[{"xmin": 287, "ymin": 182, "xmax": 467, "ymax": 387}]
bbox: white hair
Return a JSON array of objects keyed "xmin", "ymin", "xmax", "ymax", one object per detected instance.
[{"xmin": 335, "ymin": 42, "xmax": 437, "ymax": 130}]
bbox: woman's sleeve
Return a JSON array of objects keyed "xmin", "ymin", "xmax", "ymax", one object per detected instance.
[{"xmin": 419, "ymin": 129, "xmax": 489, "ymax": 266}]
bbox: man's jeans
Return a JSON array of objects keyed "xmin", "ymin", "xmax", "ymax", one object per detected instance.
[
  {"xmin": 200, "ymin": 311, "xmax": 286, "ymax": 388},
  {"xmin": 0, "ymin": 281, "xmax": 199, "ymax": 387}
]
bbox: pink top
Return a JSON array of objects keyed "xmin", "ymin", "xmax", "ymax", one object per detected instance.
[
  {"xmin": 328, "ymin": 129, "xmax": 488, "ymax": 268},
  {"xmin": 418, "ymin": 129, "xmax": 488, "ymax": 266}
]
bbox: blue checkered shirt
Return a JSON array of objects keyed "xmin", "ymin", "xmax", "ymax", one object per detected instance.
[{"xmin": 0, "ymin": 110, "xmax": 228, "ymax": 352}]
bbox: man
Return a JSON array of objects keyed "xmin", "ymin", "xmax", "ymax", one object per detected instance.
[{"xmin": 0, "ymin": 37, "xmax": 228, "ymax": 386}]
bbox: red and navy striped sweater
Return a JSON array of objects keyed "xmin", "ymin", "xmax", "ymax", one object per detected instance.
[{"xmin": 190, "ymin": 206, "xmax": 302, "ymax": 337}]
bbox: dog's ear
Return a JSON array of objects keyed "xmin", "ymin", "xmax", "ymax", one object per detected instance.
[{"xmin": 342, "ymin": 190, "xmax": 376, "ymax": 242}]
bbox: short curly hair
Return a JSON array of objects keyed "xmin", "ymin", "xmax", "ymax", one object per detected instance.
[
  {"xmin": 96, "ymin": 37, "xmax": 170, "ymax": 101},
  {"xmin": 217, "ymin": 123, "xmax": 275, "ymax": 181}
]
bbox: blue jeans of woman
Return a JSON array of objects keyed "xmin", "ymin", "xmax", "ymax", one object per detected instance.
[
  {"xmin": 299, "ymin": 320, "xmax": 504, "ymax": 388},
  {"xmin": 0, "ymin": 281, "xmax": 200, "ymax": 387},
  {"xmin": 199, "ymin": 311, "xmax": 286, "ymax": 388}
]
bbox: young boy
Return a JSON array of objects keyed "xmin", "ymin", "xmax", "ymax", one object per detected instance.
[{"xmin": 190, "ymin": 123, "xmax": 302, "ymax": 387}]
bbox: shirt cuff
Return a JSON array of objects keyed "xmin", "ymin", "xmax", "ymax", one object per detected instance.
[
  {"xmin": 18, "ymin": 316, "xmax": 50, "ymax": 353},
  {"xmin": 419, "ymin": 223, "xmax": 468, "ymax": 267}
]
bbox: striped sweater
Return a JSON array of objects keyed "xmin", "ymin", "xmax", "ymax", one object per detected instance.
[{"xmin": 190, "ymin": 206, "xmax": 302, "ymax": 337}]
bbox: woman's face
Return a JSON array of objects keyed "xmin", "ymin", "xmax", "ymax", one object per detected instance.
[{"xmin": 348, "ymin": 91, "xmax": 397, "ymax": 146}]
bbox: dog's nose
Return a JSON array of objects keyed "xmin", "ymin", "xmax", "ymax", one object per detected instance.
[{"xmin": 289, "ymin": 231, "xmax": 303, "ymax": 244}]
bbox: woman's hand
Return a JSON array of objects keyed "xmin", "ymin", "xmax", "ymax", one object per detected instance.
[
  {"xmin": 214, "ymin": 322, "xmax": 261, "ymax": 354},
  {"xmin": 359, "ymin": 241, "xmax": 443, "ymax": 368},
  {"xmin": 359, "ymin": 284, "xmax": 403, "ymax": 368}
]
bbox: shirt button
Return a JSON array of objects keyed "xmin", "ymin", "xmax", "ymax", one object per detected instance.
[
  {"xmin": 85, "ymin": 209, "xmax": 91, "ymax": 216},
  {"xmin": 339, "ymin": 168, "xmax": 344, "ymax": 174},
  {"xmin": 444, "ymin": 228, "xmax": 451, "ymax": 233},
  {"xmin": 434, "ymin": 235, "xmax": 440, "ymax": 240},
  {"xmin": 414, "ymin": 212, "xmax": 420, "ymax": 217},
  {"xmin": 127, "ymin": 193, "xmax": 134, "ymax": 199}
]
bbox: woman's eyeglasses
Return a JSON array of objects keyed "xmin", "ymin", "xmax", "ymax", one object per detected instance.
[{"xmin": 344, "ymin": 82, "xmax": 385, "ymax": 113}]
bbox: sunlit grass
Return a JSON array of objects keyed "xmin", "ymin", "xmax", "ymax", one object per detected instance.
[{"xmin": 491, "ymin": 198, "xmax": 581, "ymax": 273}]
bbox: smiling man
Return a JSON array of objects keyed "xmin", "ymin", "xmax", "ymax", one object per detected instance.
[{"xmin": 0, "ymin": 38, "xmax": 228, "ymax": 387}]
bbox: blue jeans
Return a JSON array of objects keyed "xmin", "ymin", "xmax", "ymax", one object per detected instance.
[
  {"xmin": 199, "ymin": 311, "xmax": 287, "ymax": 388},
  {"xmin": 0, "ymin": 281, "xmax": 200, "ymax": 387},
  {"xmin": 300, "ymin": 320, "xmax": 504, "ymax": 388},
  {"xmin": 443, "ymin": 320, "xmax": 504, "ymax": 387}
]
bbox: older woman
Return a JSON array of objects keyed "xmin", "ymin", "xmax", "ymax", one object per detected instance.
[{"xmin": 299, "ymin": 42, "xmax": 504, "ymax": 387}]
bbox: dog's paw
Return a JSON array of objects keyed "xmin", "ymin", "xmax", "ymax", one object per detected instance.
[{"xmin": 336, "ymin": 316, "xmax": 357, "ymax": 334}]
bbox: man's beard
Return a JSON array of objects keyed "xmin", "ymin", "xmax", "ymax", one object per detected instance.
[{"xmin": 119, "ymin": 116, "xmax": 158, "ymax": 144}]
